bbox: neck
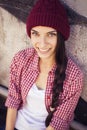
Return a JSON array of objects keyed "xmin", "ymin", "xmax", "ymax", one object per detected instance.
[{"xmin": 39, "ymin": 57, "xmax": 55, "ymax": 73}]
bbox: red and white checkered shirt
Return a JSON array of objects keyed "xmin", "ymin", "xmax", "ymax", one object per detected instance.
[{"xmin": 5, "ymin": 48, "xmax": 83, "ymax": 130}]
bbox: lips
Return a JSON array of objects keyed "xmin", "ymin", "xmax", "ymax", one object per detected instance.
[{"xmin": 38, "ymin": 48, "xmax": 50, "ymax": 54}]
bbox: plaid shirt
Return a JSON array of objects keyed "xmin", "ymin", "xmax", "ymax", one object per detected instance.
[{"xmin": 5, "ymin": 48, "xmax": 83, "ymax": 130}]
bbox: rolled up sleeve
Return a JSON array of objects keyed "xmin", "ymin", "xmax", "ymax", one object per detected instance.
[{"xmin": 5, "ymin": 54, "xmax": 22, "ymax": 109}]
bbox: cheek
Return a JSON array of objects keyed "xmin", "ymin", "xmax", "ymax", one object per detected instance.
[
  {"xmin": 30, "ymin": 37, "xmax": 36, "ymax": 45},
  {"xmin": 49, "ymin": 39, "xmax": 57, "ymax": 47},
  {"xmin": 30, "ymin": 38, "xmax": 39, "ymax": 49},
  {"xmin": 48, "ymin": 36, "xmax": 57, "ymax": 43},
  {"xmin": 31, "ymin": 36, "xmax": 39, "ymax": 42}
]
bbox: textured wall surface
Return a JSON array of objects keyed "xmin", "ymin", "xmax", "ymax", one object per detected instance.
[
  {"xmin": 66, "ymin": 25, "xmax": 87, "ymax": 102},
  {"xmin": 0, "ymin": 7, "xmax": 30, "ymax": 86},
  {"xmin": 61, "ymin": 0, "xmax": 87, "ymax": 17},
  {"xmin": 61, "ymin": 0, "xmax": 87, "ymax": 102},
  {"xmin": 0, "ymin": 0, "xmax": 87, "ymax": 101}
]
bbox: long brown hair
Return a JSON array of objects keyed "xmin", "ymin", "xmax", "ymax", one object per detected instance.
[{"xmin": 45, "ymin": 33, "xmax": 68, "ymax": 127}]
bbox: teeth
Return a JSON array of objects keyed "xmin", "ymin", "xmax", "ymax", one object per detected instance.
[{"xmin": 39, "ymin": 49, "xmax": 49, "ymax": 52}]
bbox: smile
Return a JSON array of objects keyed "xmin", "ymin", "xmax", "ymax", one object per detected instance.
[{"xmin": 39, "ymin": 48, "xmax": 50, "ymax": 54}]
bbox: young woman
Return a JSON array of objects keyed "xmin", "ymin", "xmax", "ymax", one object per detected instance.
[{"xmin": 5, "ymin": 0, "xmax": 83, "ymax": 130}]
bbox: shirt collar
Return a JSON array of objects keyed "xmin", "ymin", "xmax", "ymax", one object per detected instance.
[
  {"xmin": 49, "ymin": 63, "xmax": 57, "ymax": 74},
  {"xmin": 30, "ymin": 49, "xmax": 40, "ymax": 71}
]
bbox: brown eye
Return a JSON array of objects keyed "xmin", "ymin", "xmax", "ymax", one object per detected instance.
[
  {"xmin": 31, "ymin": 31, "xmax": 39, "ymax": 37},
  {"xmin": 48, "ymin": 32, "xmax": 57, "ymax": 37}
]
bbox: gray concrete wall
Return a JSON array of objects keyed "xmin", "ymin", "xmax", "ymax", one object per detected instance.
[
  {"xmin": 61, "ymin": 0, "xmax": 87, "ymax": 102},
  {"xmin": 0, "ymin": 7, "xmax": 30, "ymax": 86}
]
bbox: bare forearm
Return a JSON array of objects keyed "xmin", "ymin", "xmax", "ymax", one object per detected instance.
[
  {"xmin": 5, "ymin": 108, "xmax": 17, "ymax": 130},
  {"xmin": 46, "ymin": 125, "xmax": 55, "ymax": 130}
]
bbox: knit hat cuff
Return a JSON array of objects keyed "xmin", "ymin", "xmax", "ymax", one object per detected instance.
[{"xmin": 27, "ymin": 13, "xmax": 70, "ymax": 40}]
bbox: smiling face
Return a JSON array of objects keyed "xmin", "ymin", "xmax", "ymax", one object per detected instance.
[{"xmin": 30, "ymin": 26, "xmax": 58, "ymax": 62}]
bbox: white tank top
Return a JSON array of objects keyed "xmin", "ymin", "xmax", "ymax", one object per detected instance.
[{"xmin": 15, "ymin": 84, "xmax": 48, "ymax": 130}]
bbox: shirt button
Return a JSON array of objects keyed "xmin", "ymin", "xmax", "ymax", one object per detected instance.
[{"xmin": 47, "ymin": 95, "xmax": 50, "ymax": 99}]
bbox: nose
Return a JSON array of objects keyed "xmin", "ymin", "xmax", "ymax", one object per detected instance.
[{"xmin": 39, "ymin": 36, "xmax": 47, "ymax": 48}]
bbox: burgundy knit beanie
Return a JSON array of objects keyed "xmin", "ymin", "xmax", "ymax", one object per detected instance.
[{"xmin": 26, "ymin": 0, "xmax": 70, "ymax": 40}]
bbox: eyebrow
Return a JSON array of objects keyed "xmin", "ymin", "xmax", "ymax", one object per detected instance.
[
  {"xmin": 31, "ymin": 29, "xmax": 38, "ymax": 32},
  {"xmin": 31, "ymin": 29, "xmax": 57, "ymax": 33}
]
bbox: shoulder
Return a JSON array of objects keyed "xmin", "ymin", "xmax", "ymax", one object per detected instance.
[
  {"xmin": 14, "ymin": 47, "xmax": 35, "ymax": 60},
  {"xmin": 13, "ymin": 47, "xmax": 35, "ymax": 62},
  {"xmin": 66, "ymin": 57, "xmax": 83, "ymax": 78},
  {"xmin": 11, "ymin": 47, "xmax": 36, "ymax": 67}
]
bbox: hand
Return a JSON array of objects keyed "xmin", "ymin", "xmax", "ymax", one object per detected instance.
[{"xmin": 46, "ymin": 125, "xmax": 55, "ymax": 130}]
